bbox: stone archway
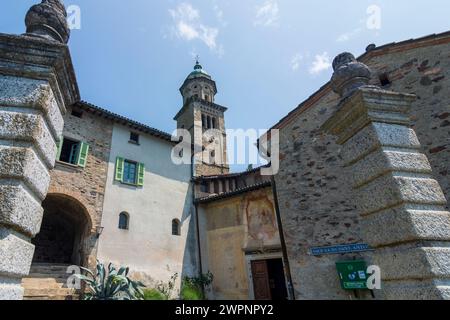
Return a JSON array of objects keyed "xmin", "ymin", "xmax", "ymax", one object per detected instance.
[
  {"xmin": 32, "ymin": 193, "xmax": 93, "ymax": 266},
  {"xmin": 23, "ymin": 193, "xmax": 93, "ymax": 300}
]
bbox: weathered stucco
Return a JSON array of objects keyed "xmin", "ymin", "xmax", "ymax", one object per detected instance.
[
  {"xmin": 97, "ymin": 123, "xmax": 198, "ymax": 289},
  {"xmin": 198, "ymin": 187, "xmax": 283, "ymax": 299}
]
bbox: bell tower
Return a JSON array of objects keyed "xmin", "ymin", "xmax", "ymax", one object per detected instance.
[{"xmin": 174, "ymin": 60, "xmax": 229, "ymax": 177}]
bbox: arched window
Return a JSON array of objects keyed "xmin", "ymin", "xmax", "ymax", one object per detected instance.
[
  {"xmin": 118, "ymin": 212, "xmax": 129, "ymax": 230},
  {"xmin": 214, "ymin": 180, "xmax": 220, "ymax": 194},
  {"xmin": 172, "ymin": 219, "xmax": 181, "ymax": 236},
  {"xmin": 202, "ymin": 114, "xmax": 207, "ymax": 128}
]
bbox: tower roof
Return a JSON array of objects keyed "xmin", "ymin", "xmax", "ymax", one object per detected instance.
[
  {"xmin": 186, "ymin": 60, "xmax": 212, "ymax": 80},
  {"xmin": 180, "ymin": 60, "xmax": 217, "ymax": 94}
]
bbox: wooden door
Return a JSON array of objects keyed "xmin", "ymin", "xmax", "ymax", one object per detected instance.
[{"xmin": 251, "ymin": 260, "xmax": 271, "ymax": 300}]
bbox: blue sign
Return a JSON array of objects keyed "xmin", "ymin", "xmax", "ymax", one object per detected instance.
[{"xmin": 309, "ymin": 243, "xmax": 373, "ymax": 256}]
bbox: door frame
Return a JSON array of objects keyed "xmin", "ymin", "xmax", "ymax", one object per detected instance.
[{"xmin": 245, "ymin": 251, "xmax": 290, "ymax": 300}]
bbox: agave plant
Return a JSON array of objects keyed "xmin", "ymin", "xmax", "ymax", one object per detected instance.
[{"xmin": 75, "ymin": 261, "xmax": 145, "ymax": 300}]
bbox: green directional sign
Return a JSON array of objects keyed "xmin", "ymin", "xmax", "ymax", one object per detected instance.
[{"xmin": 336, "ymin": 260, "xmax": 368, "ymax": 290}]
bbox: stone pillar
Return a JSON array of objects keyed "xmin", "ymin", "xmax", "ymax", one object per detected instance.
[
  {"xmin": 323, "ymin": 53, "xmax": 450, "ymax": 299},
  {"xmin": 0, "ymin": 0, "xmax": 78, "ymax": 300}
]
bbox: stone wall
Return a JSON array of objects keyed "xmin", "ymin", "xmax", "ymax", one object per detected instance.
[
  {"xmin": 366, "ymin": 42, "xmax": 450, "ymax": 211},
  {"xmin": 274, "ymin": 36, "xmax": 450, "ymax": 299},
  {"xmin": 48, "ymin": 105, "xmax": 113, "ymax": 267},
  {"xmin": 176, "ymin": 100, "xmax": 229, "ymax": 177}
]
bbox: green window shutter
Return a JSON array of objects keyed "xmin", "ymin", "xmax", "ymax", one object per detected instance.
[
  {"xmin": 115, "ymin": 157, "xmax": 125, "ymax": 182},
  {"xmin": 56, "ymin": 137, "xmax": 64, "ymax": 161},
  {"xmin": 137, "ymin": 162, "xmax": 145, "ymax": 186},
  {"xmin": 77, "ymin": 142, "xmax": 90, "ymax": 168}
]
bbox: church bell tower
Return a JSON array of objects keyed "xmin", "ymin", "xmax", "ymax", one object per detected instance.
[{"xmin": 174, "ymin": 60, "xmax": 229, "ymax": 177}]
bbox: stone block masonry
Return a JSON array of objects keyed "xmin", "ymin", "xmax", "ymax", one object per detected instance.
[
  {"xmin": 49, "ymin": 103, "xmax": 113, "ymax": 268},
  {"xmin": 273, "ymin": 34, "xmax": 450, "ymax": 299},
  {"xmin": 0, "ymin": 0, "xmax": 79, "ymax": 299},
  {"xmin": 323, "ymin": 53, "xmax": 450, "ymax": 299},
  {"xmin": 0, "ymin": 75, "xmax": 64, "ymax": 299}
]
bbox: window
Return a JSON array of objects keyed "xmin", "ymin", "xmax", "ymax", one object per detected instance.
[
  {"xmin": 214, "ymin": 180, "xmax": 220, "ymax": 194},
  {"xmin": 205, "ymin": 94, "xmax": 210, "ymax": 102},
  {"xmin": 118, "ymin": 212, "xmax": 129, "ymax": 230},
  {"xmin": 202, "ymin": 114, "xmax": 207, "ymax": 128},
  {"xmin": 207, "ymin": 116, "xmax": 212, "ymax": 129},
  {"xmin": 57, "ymin": 137, "xmax": 89, "ymax": 168},
  {"xmin": 172, "ymin": 219, "xmax": 181, "ymax": 236},
  {"xmin": 129, "ymin": 132, "xmax": 139, "ymax": 144},
  {"xmin": 71, "ymin": 109, "xmax": 83, "ymax": 118},
  {"xmin": 123, "ymin": 160, "xmax": 137, "ymax": 184},
  {"xmin": 115, "ymin": 157, "xmax": 145, "ymax": 186},
  {"xmin": 200, "ymin": 181, "xmax": 209, "ymax": 193},
  {"xmin": 379, "ymin": 73, "xmax": 391, "ymax": 86},
  {"xmin": 212, "ymin": 117, "xmax": 217, "ymax": 129}
]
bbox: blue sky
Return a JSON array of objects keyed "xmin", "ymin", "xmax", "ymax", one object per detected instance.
[{"xmin": 1, "ymin": 0, "xmax": 449, "ymax": 172}]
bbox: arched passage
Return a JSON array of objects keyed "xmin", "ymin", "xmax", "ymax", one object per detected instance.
[{"xmin": 32, "ymin": 193, "xmax": 92, "ymax": 266}]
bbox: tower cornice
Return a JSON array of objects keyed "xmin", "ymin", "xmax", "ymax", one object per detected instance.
[{"xmin": 173, "ymin": 96, "xmax": 227, "ymax": 120}]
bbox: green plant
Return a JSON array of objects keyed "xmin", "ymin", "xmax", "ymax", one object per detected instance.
[
  {"xmin": 180, "ymin": 282, "xmax": 202, "ymax": 300},
  {"xmin": 142, "ymin": 288, "xmax": 167, "ymax": 300},
  {"xmin": 181, "ymin": 271, "xmax": 214, "ymax": 300},
  {"xmin": 155, "ymin": 273, "xmax": 178, "ymax": 300},
  {"xmin": 75, "ymin": 261, "xmax": 145, "ymax": 300}
]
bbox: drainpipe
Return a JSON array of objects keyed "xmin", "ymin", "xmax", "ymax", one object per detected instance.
[
  {"xmin": 191, "ymin": 152, "xmax": 205, "ymax": 297},
  {"xmin": 271, "ymin": 175, "xmax": 296, "ymax": 300}
]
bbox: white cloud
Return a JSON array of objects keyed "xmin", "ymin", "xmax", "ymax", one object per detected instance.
[
  {"xmin": 309, "ymin": 52, "xmax": 332, "ymax": 75},
  {"xmin": 177, "ymin": 21, "xmax": 199, "ymax": 40},
  {"xmin": 336, "ymin": 27, "xmax": 362, "ymax": 42},
  {"xmin": 254, "ymin": 0, "xmax": 280, "ymax": 27},
  {"xmin": 169, "ymin": 2, "xmax": 199, "ymax": 21},
  {"xmin": 169, "ymin": 3, "xmax": 221, "ymax": 52},
  {"xmin": 214, "ymin": 4, "xmax": 228, "ymax": 27},
  {"xmin": 291, "ymin": 53, "xmax": 303, "ymax": 71}
]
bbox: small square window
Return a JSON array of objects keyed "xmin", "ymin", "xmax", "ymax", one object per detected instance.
[
  {"xmin": 379, "ymin": 73, "xmax": 391, "ymax": 87},
  {"xmin": 59, "ymin": 138, "xmax": 80, "ymax": 165},
  {"xmin": 129, "ymin": 132, "xmax": 140, "ymax": 144},
  {"xmin": 71, "ymin": 110, "xmax": 83, "ymax": 118}
]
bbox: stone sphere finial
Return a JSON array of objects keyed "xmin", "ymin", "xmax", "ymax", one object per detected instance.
[
  {"xmin": 331, "ymin": 52, "xmax": 372, "ymax": 98},
  {"xmin": 25, "ymin": 0, "xmax": 70, "ymax": 44}
]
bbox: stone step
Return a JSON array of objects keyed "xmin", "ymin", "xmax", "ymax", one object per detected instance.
[
  {"xmin": 26, "ymin": 272, "xmax": 72, "ymax": 280},
  {"xmin": 22, "ymin": 278, "xmax": 69, "ymax": 289},
  {"xmin": 24, "ymin": 287, "xmax": 79, "ymax": 297},
  {"xmin": 22, "ymin": 263, "xmax": 82, "ymax": 300},
  {"xmin": 24, "ymin": 294, "xmax": 80, "ymax": 301},
  {"xmin": 29, "ymin": 264, "xmax": 72, "ymax": 274}
]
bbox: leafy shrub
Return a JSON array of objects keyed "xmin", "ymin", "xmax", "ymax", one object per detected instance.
[
  {"xmin": 142, "ymin": 288, "xmax": 167, "ymax": 300},
  {"xmin": 181, "ymin": 271, "xmax": 214, "ymax": 300},
  {"xmin": 180, "ymin": 282, "xmax": 203, "ymax": 300}
]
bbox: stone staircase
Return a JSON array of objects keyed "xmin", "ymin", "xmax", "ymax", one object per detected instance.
[{"xmin": 22, "ymin": 263, "xmax": 81, "ymax": 300}]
